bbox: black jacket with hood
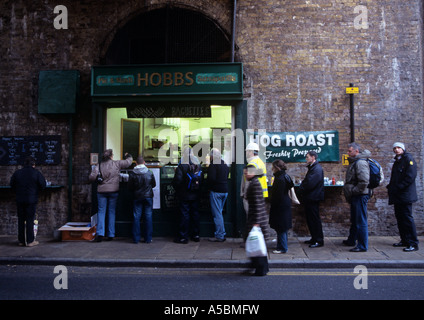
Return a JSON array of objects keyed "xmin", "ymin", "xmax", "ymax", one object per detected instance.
[
  {"xmin": 128, "ymin": 164, "xmax": 156, "ymax": 200},
  {"xmin": 387, "ymin": 151, "xmax": 417, "ymax": 205}
]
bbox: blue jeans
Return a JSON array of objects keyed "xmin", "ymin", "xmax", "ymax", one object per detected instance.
[
  {"xmin": 97, "ymin": 192, "xmax": 119, "ymax": 237},
  {"xmin": 276, "ymin": 231, "xmax": 288, "ymax": 252},
  {"xmin": 132, "ymin": 198, "xmax": 153, "ymax": 243},
  {"xmin": 210, "ymin": 191, "xmax": 228, "ymax": 239},
  {"xmin": 348, "ymin": 194, "xmax": 370, "ymax": 251}
]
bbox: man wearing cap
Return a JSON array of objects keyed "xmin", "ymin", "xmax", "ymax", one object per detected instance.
[
  {"xmin": 240, "ymin": 143, "xmax": 268, "ymax": 213},
  {"xmin": 387, "ymin": 142, "xmax": 419, "ymax": 252}
]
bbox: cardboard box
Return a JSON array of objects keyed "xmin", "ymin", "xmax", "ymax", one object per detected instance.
[
  {"xmin": 59, "ymin": 222, "xmax": 96, "ymax": 241},
  {"xmin": 58, "ymin": 214, "xmax": 97, "ymax": 241}
]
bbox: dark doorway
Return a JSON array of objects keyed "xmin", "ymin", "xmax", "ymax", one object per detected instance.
[{"xmin": 103, "ymin": 6, "xmax": 232, "ymax": 65}]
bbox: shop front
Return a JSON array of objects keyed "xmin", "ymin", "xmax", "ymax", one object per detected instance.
[{"xmin": 90, "ymin": 63, "xmax": 246, "ymax": 237}]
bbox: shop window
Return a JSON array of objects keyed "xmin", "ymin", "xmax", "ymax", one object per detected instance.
[{"xmin": 106, "ymin": 106, "xmax": 232, "ymax": 164}]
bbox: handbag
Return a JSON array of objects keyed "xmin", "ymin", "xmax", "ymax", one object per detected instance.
[
  {"xmin": 96, "ymin": 162, "xmax": 104, "ymax": 184},
  {"xmin": 288, "ymin": 187, "xmax": 300, "ymax": 205},
  {"xmin": 245, "ymin": 226, "xmax": 267, "ymax": 257}
]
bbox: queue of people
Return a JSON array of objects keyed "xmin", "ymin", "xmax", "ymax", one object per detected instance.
[{"xmin": 10, "ymin": 142, "xmax": 419, "ymax": 258}]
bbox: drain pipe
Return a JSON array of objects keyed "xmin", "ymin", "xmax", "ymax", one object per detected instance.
[
  {"xmin": 231, "ymin": 0, "xmax": 237, "ymax": 62},
  {"xmin": 68, "ymin": 116, "xmax": 73, "ymax": 221}
]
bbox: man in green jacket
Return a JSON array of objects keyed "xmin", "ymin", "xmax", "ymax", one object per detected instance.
[{"xmin": 342, "ymin": 142, "xmax": 371, "ymax": 252}]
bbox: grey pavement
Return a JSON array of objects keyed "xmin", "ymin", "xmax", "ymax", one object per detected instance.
[{"xmin": 1, "ymin": 235, "xmax": 424, "ymax": 269}]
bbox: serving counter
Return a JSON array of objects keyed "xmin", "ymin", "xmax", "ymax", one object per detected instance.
[{"xmin": 111, "ymin": 164, "xmax": 236, "ymax": 238}]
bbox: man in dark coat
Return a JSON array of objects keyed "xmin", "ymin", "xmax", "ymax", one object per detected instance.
[
  {"xmin": 10, "ymin": 156, "xmax": 46, "ymax": 247},
  {"xmin": 208, "ymin": 148, "xmax": 229, "ymax": 242},
  {"xmin": 298, "ymin": 151, "xmax": 325, "ymax": 248},
  {"xmin": 172, "ymin": 146, "xmax": 202, "ymax": 244},
  {"xmin": 387, "ymin": 142, "xmax": 419, "ymax": 252}
]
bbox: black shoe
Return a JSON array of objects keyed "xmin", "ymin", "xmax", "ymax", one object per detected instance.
[
  {"xmin": 174, "ymin": 238, "xmax": 188, "ymax": 244},
  {"xmin": 393, "ymin": 242, "xmax": 408, "ymax": 247},
  {"xmin": 309, "ymin": 242, "xmax": 324, "ymax": 248},
  {"xmin": 342, "ymin": 240, "xmax": 355, "ymax": 246},
  {"xmin": 95, "ymin": 235, "xmax": 103, "ymax": 242},
  {"xmin": 106, "ymin": 237, "xmax": 114, "ymax": 241},
  {"xmin": 304, "ymin": 239, "xmax": 314, "ymax": 244},
  {"xmin": 403, "ymin": 246, "xmax": 419, "ymax": 252},
  {"xmin": 191, "ymin": 236, "xmax": 200, "ymax": 242},
  {"xmin": 350, "ymin": 247, "xmax": 367, "ymax": 252}
]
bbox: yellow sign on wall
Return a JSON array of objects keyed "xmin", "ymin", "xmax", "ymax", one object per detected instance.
[
  {"xmin": 346, "ymin": 87, "xmax": 359, "ymax": 94},
  {"xmin": 342, "ymin": 154, "xmax": 349, "ymax": 165}
]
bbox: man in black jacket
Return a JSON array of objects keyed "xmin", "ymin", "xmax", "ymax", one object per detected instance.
[
  {"xmin": 298, "ymin": 151, "xmax": 325, "ymax": 248},
  {"xmin": 387, "ymin": 142, "xmax": 419, "ymax": 252},
  {"xmin": 208, "ymin": 148, "xmax": 229, "ymax": 242},
  {"xmin": 128, "ymin": 155, "xmax": 156, "ymax": 244},
  {"xmin": 172, "ymin": 147, "xmax": 203, "ymax": 244},
  {"xmin": 10, "ymin": 156, "xmax": 46, "ymax": 247}
]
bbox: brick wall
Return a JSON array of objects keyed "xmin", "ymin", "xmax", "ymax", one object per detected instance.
[{"xmin": 0, "ymin": 0, "xmax": 422, "ymax": 237}]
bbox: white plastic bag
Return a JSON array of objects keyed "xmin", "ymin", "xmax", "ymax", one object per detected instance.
[{"xmin": 245, "ymin": 226, "xmax": 267, "ymax": 257}]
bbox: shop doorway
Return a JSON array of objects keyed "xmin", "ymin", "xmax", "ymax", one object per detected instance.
[{"xmin": 92, "ymin": 6, "xmax": 246, "ymax": 238}]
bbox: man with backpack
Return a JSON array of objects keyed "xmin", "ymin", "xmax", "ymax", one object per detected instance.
[
  {"xmin": 173, "ymin": 146, "xmax": 203, "ymax": 244},
  {"xmin": 342, "ymin": 142, "xmax": 371, "ymax": 252},
  {"xmin": 387, "ymin": 142, "xmax": 419, "ymax": 252}
]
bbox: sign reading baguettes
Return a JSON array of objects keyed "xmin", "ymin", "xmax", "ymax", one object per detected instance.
[
  {"xmin": 247, "ymin": 130, "xmax": 339, "ymax": 163},
  {"xmin": 91, "ymin": 63, "xmax": 243, "ymax": 98}
]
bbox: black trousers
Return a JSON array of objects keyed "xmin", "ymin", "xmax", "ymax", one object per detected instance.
[
  {"xmin": 178, "ymin": 199, "xmax": 200, "ymax": 240},
  {"xmin": 394, "ymin": 203, "xmax": 419, "ymax": 248},
  {"xmin": 304, "ymin": 201, "xmax": 324, "ymax": 244},
  {"xmin": 251, "ymin": 256, "xmax": 269, "ymax": 276},
  {"xmin": 17, "ymin": 202, "xmax": 37, "ymax": 244}
]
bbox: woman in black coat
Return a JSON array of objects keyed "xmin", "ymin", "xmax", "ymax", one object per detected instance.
[{"xmin": 269, "ymin": 160, "xmax": 293, "ymax": 253}]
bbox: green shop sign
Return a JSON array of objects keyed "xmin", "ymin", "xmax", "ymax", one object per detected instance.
[
  {"xmin": 91, "ymin": 63, "xmax": 243, "ymax": 99},
  {"xmin": 248, "ymin": 130, "xmax": 339, "ymax": 163}
]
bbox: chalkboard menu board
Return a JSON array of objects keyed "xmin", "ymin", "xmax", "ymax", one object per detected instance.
[
  {"xmin": 0, "ymin": 136, "xmax": 61, "ymax": 165},
  {"xmin": 121, "ymin": 119, "xmax": 140, "ymax": 159}
]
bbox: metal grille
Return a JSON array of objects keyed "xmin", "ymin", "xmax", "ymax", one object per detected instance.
[{"xmin": 104, "ymin": 6, "xmax": 231, "ymax": 65}]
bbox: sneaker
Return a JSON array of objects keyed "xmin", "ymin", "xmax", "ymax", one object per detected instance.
[
  {"xmin": 403, "ymin": 246, "xmax": 419, "ymax": 252},
  {"xmin": 273, "ymin": 249, "xmax": 286, "ymax": 254},
  {"xmin": 27, "ymin": 241, "xmax": 39, "ymax": 247}
]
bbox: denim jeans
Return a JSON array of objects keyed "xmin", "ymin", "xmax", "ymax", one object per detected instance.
[
  {"xmin": 276, "ymin": 231, "xmax": 288, "ymax": 252},
  {"xmin": 348, "ymin": 194, "xmax": 370, "ymax": 251},
  {"xmin": 132, "ymin": 198, "xmax": 153, "ymax": 243},
  {"xmin": 97, "ymin": 192, "xmax": 119, "ymax": 237},
  {"xmin": 210, "ymin": 191, "xmax": 228, "ymax": 240}
]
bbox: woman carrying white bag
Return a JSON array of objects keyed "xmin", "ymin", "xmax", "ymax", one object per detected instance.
[{"xmin": 243, "ymin": 165, "xmax": 269, "ymax": 276}]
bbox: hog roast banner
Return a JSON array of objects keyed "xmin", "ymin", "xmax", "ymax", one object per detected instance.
[{"xmin": 247, "ymin": 130, "xmax": 339, "ymax": 163}]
